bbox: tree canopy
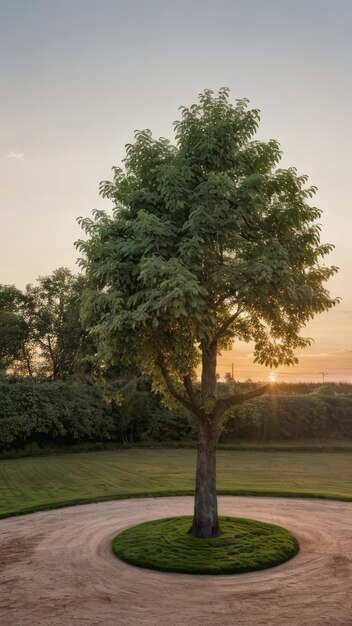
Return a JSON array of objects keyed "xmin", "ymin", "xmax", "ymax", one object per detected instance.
[
  {"xmin": 77, "ymin": 87, "xmax": 338, "ymax": 420},
  {"xmin": 0, "ymin": 268, "xmax": 97, "ymax": 379},
  {"xmin": 0, "ymin": 285, "xmax": 30, "ymax": 373},
  {"xmin": 26, "ymin": 268, "xmax": 85, "ymax": 378}
]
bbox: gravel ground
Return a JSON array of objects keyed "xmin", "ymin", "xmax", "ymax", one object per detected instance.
[{"xmin": 1, "ymin": 496, "xmax": 352, "ymax": 626}]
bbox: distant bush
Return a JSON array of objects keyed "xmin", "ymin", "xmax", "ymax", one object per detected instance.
[
  {"xmin": 0, "ymin": 380, "xmax": 115, "ymax": 450},
  {"xmin": 223, "ymin": 392, "xmax": 352, "ymax": 441}
]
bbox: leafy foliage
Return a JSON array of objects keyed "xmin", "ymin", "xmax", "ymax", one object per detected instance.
[
  {"xmin": 224, "ymin": 390, "xmax": 352, "ymax": 441},
  {"xmin": 25, "ymin": 268, "xmax": 88, "ymax": 378},
  {"xmin": 77, "ymin": 88, "xmax": 337, "ymax": 419},
  {"xmin": 2, "ymin": 378, "xmax": 351, "ymax": 453},
  {"xmin": 0, "ymin": 379, "xmax": 114, "ymax": 450},
  {"xmin": 0, "ymin": 269, "xmax": 99, "ymax": 380},
  {"xmin": 0, "ymin": 285, "xmax": 32, "ymax": 373}
]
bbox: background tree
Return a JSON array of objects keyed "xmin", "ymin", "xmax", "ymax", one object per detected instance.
[
  {"xmin": 0, "ymin": 285, "xmax": 34, "ymax": 376},
  {"xmin": 77, "ymin": 88, "xmax": 338, "ymax": 538},
  {"xmin": 0, "ymin": 269, "xmax": 99, "ymax": 380},
  {"xmin": 26, "ymin": 268, "xmax": 92, "ymax": 379}
]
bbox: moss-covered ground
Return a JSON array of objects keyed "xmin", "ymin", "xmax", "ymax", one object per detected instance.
[{"xmin": 112, "ymin": 515, "xmax": 299, "ymax": 575}]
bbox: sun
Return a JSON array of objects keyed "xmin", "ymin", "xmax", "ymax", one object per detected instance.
[{"xmin": 269, "ymin": 372, "xmax": 277, "ymax": 383}]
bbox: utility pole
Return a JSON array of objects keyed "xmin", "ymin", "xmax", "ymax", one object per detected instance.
[
  {"xmin": 231, "ymin": 363, "xmax": 234, "ymax": 380},
  {"xmin": 319, "ymin": 372, "xmax": 328, "ymax": 383}
]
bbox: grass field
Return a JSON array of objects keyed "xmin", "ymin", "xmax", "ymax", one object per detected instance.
[{"xmin": 1, "ymin": 449, "xmax": 352, "ymax": 519}]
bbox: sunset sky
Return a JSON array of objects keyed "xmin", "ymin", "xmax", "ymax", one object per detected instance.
[{"xmin": 1, "ymin": 0, "xmax": 351, "ymax": 382}]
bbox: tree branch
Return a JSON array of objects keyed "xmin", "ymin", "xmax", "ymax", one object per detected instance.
[
  {"xmin": 214, "ymin": 308, "xmax": 243, "ymax": 341},
  {"xmin": 22, "ymin": 342, "xmax": 33, "ymax": 379},
  {"xmin": 47, "ymin": 335, "xmax": 57, "ymax": 377},
  {"xmin": 183, "ymin": 374, "xmax": 197, "ymax": 405},
  {"xmin": 214, "ymin": 383, "xmax": 271, "ymax": 421},
  {"xmin": 156, "ymin": 356, "xmax": 202, "ymax": 421}
]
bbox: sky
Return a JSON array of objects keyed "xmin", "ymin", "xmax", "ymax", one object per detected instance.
[{"xmin": 1, "ymin": 0, "xmax": 351, "ymax": 382}]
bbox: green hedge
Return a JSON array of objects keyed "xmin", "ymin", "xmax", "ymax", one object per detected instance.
[
  {"xmin": 223, "ymin": 392, "xmax": 352, "ymax": 441},
  {"xmin": 0, "ymin": 379, "xmax": 195, "ymax": 451},
  {"xmin": 0, "ymin": 380, "xmax": 115, "ymax": 450},
  {"xmin": 1, "ymin": 379, "xmax": 352, "ymax": 453}
]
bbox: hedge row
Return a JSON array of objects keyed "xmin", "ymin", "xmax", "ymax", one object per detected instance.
[
  {"xmin": 0, "ymin": 380, "xmax": 115, "ymax": 449},
  {"xmin": 0, "ymin": 379, "xmax": 195, "ymax": 451},
  {"xmin": 224, "ymin": 393, "xmax": 352, "ymax": 441},
  {"xmin": 1, "ymin": 380, "xmax": 352, "ymax": 451}
]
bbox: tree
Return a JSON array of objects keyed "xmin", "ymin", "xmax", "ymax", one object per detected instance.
[
  {"xmin": 26, "ymin": 268, "xmax": 90, "ymax": 379},
  {"xmin": 0, "ymin": 269, "xmax": 100, "ymax": 381},
  {"xmin": 0, "ymin": 285, "xmax": 33, "ymax": 376},
  {"xmin": 77, "ymin": 88, "xmax": 338, "ymax": 538}
]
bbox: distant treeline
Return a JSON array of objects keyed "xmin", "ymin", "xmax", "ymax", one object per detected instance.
[
  {"xmin": 223, "ymin": 387, "xmax": 352, "ymax": 441},
  {"xmin": 1, "ymin": 378, "xmax": 352, "ymax": 453}
]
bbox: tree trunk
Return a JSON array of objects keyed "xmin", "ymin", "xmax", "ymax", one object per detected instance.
[
  {"xmin": 22, "ymin": 343, "xmax": 33, "ymax": 379},
  {"xmin": 190, "ymin": 339, "xmax": 220, "ymax": 538},
  {"xmin": 158, "ymin": 339, "xmax": 270, "ymax": 540},
  {"xmin": 201, "ymin": 340, "xmax": 217, "ymax": 403},
  {"xmin": 191, "ymin": 420, "xmax": 220, "ymax": 538}
]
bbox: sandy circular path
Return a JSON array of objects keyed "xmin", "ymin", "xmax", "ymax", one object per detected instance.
[{"xmin": 1, "ymin": 497, "xmax": 352, "ymax": 626}]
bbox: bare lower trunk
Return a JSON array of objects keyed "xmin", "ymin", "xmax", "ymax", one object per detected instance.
[
  {"xmin": 190, "ymin": 339, "xmax": 220, "ymax": 538},
  {"xmin": 191, "ymin": 422, "xmax": 220, "ymax": 538}
]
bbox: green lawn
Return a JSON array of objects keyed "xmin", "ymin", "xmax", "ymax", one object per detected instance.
[{"xmin": 1, "ymin": 449, "xmax": 352, "ymax": 519}]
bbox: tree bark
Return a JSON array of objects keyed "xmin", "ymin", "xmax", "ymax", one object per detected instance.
[
  {"xmin": 191, "ymin": 420, "xmax": 220, "ymax": 538},
  {"xmin": 201, "ymin": 340, "xmax": 217, "ymax": 403},
  {"xmin": 191, "ymin": 339, "xmax": 220, "ymax": 538}
]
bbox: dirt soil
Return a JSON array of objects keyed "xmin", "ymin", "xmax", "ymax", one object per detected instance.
[{"xmin": 1, "ymin": 496, "xmax": 352, "ymax": 626}]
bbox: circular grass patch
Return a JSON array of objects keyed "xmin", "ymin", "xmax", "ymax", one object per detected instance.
[{"xmin": 112, "ymin": 515, "xmax": 299, "ymax": 575}]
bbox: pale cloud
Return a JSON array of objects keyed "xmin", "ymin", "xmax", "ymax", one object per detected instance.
[{"xmin": 6, "ymin": 149, "xmax": 25, "ymax": 160}]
